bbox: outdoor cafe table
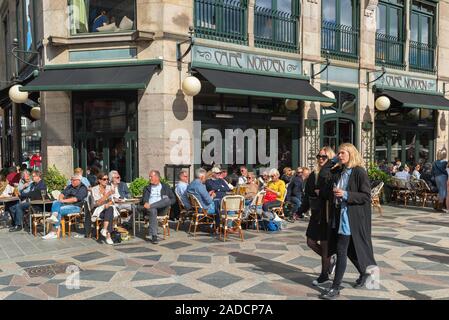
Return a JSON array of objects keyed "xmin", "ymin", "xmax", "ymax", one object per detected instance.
[
  {"xmin": 118, "ymin": 198, "xmax": 141, "ymax": 237},
  {"xmin": 29, "ymin": 199, "xmax": 54, "ymax": 236},
  {"xmin": 0, "ymin": 197, "xmax": 20, "ymax": 228}
]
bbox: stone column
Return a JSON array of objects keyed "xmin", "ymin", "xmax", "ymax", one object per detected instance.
[
  {"xmin": 40, "ymin": 91, "xmax": 73, "ymax": 177},
  {"xmin": 404, "ymin": 0, "xmax": 411, "ymax": 70},
  {"xmin": 301, "ymin": 0, "xmax": 322, "ymax": 62},
  {"xmin": 248, "ymin": 0, "xmax": 255, "ymax": 47}
]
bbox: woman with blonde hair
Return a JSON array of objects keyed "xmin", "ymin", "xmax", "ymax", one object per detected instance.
[
  {"xmin": 320, "ymin": 143, "xmax": 377, "ymax": 300},
  {"xmin": 262, "ymin": 168, "xmax": 286, "ymax": 214},
  {"xmin": 298, "ymin": 146, "xmax": 336, "ymax": 286}
]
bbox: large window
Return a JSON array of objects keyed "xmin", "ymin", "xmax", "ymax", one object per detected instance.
[
  {"xmin": 376, "ymin": 0, "xmax": 404, "ymax": 67},
  {"xmin": 409, "ymin": 1, "xmax": 435, "ymax": 71},
  {"xmin": 69, "ymin": 0, "xmax": 136, "ymax": 35},
  {"xmin": 194, "ymin": 0, "xmax": 248, "ymax": 44},
  {"xmin": 254, "ymin": 0, "xmax": 299, "ymax": 52},
  {"xmin": 321, "ymin": 0, "xmax": 359, "ymax": 59}
]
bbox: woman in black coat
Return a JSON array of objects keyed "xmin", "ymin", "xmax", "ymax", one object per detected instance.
[
  {"xmin": 298, "ymin": 146, "xmax": 336, "ymax": 286},
  {"xmin": 320, "ymin": 143, "xmax": 377, "ymax": 300}
]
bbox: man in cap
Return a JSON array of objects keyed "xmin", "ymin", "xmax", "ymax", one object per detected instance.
[
  {"xmin": 206, "ymin": 166, "xmax": 232, "ymax": 224},
  {"xmin": 43, "ymin": 174, "xmax": 88, "ymax": 240}
]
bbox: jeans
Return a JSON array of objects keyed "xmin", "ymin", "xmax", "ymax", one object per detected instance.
[
  {"xmin": 435, "ymin": 174, "xmax": 448, "ymax": 201},
  {"xmin": 50, "ymin": 201, "xmax": 81, "ymax": 228},
  {"xmin": 146, "ymin": 198, "xmax": 172, "ymax": 237},
  {"xmin": 262, "ymin": 200, "xmax": 282, "ymax": 212},
  {"xmin": 289, "ymin": 196, "xmax": 302, "ymax": 215},
  {"xmin": 332, "ymin": 235, "xmax": 363, "ymax": 289},
  {"xmin": 11, "ymin": 202, "xmax": 31, "ymax": 226}
]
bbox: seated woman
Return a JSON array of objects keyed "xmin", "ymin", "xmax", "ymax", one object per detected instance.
[
  {"xmin": 0, "ymin": 174, "xmax": 15, "ymax": 197},
  {"xmin": 108, "ymin": 170, "xmax": 132, "ymax": 221},
  {"xmin": 91, "ymin": 172, "xmax": 119, "ymax": 245},
  {"xmin": 262, "ymin": 169, "xmax": 286, "ymax": 217},
  {"xmin": 244, "ymin": 172, "xmax": 259, "ymax": 206}
]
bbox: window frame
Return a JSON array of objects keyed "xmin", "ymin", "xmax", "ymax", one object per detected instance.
[
  {"xmin": 377, "ymin": 0, "xmax": 404, "ymax": 40},
  {"xmin": 321, "ymin": 0, "xmax": 358, "ymax": 28},
  {"xmin": 67, "ymin": 0, "xmax": 138, "ymax": 37},
  {"xmin": 410, "ymin": 3, "xmax": 435, "ymax": 46}
]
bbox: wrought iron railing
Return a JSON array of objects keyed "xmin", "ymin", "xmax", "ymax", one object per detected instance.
[
  {"xmin": 375, "ymin": 33, "xmax": 405, "ymax": 68},
  {"xmin": 321, "ymin": 21, "xmax": 359, "ymax": 60},
  {"xmin": 409, "ymin": 40, "xmax": 435, "ymax": 72},
  {"xmin": 254, "ymin": 6, "xmax": 298, "ymax": 52},
  {"xmin": 194, "ymin": 0, "xmax": 248, "ymax": 44}
]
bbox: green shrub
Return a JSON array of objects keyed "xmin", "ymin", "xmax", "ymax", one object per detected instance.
[
  {"xmin": 44, "ymin": 165, "xmax": 68, "ymax": 193},
  {"xmin": 368, "ymin": 163, "xmax": 392, "ymax": 185},
  {"xmin": 129, "ymin": 177, "xmax": 150, "ymax": 197}
]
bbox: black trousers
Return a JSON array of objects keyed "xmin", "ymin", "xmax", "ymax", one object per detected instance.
[{"xmin": 332, "ymin": 234, "xmax": 363, "ymax": 289}]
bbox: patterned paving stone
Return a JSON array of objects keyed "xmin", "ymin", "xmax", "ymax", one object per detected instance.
[
  {"xmin": 0, "ymin": 275, "xmax": 14, "ymax": 286},
  {"xmin": 243, "ymin": 282, "xmax": 284, "ymax": 296},
  {"xmin": 170, "ymin": 266, "xmax": 202, "ymax": 276},
  {"xmin": 287, "ymin": 256, "xmax": 321, "ymax": 269},
  {"xmin": 136, "ymin": 283, "xmax": 199, "ymax": 298},
  {"xmin": 404, "ymin": 261, "xmax": 449, "ymax": 272},
  {"xmin": 5, "ymin": 292, "xmax": 38, "ymax": 300},
  {"xmin": 0, "ymin": 286, "xmax": 21, "ymax": 292},
  {"xmin": 198, "ymin": 272, "xmax": 244, "ymax": 288},
  {"xmin": 100, "ymin": 259, "xmax": 127, "ymax": 267},
  {"xmin": 131, "ymin": 271, "xmax": 170, "ymax": 282},
  {"xmin": 134, "ymin": 255, "xmax": 162, "ymax": 262},
  {"xmin": 398, "ymin": 290, "xmax": 432, "ymax": 300},
  {"xmin": 16, "ymin": 260, "xmax": 58, "ymax": 268},
  {"xmin": 115, "ymin": 246, "xmax": 153, "ymax": 254},
  {"xmin": 255, "ymin": 243, "xmax": 288, "ymax": 251},
  {"xmin": 79, "ymin": 270, "xmax": 116, "ymax": 282},
  {"xmin": 399, "ymin": 281, "xmax": 447, "ymax": 292},
  {"xmin": 73, "ymin": 251, "xmax": 108, "ymax": 262},
  {"xmin": 58, "ymin": 285, "xmax": 93, "ymax": 299},
  {"xmin": 88, "ymin": 291, "xmax": 125, "ymax": 300},
  {"xmin": 177, "ymin": 255, "xmax": 211, "ymax": 264},
  {"xmin": 160, "ymin": 241, "xmax": 192, "ymax": 250},
  {"xmin": 410, "ymin": 236, "xmax": 442, "ymax": 244}
]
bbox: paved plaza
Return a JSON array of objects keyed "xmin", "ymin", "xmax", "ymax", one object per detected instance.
[{"xmin": 0, "ymin": 205, "xmax": 448, "ymax": 300}]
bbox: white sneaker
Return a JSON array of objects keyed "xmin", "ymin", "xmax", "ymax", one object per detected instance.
[
  {"xmin": 42, "ymin": 232, "xmax": 58, "ymax": 240},
  {"xmin": 46, "ymin": 214, "xmax": 59, "ymax": 224},
  {"xmin": 105, "ymin": 238, "xmax": 114, "ymax": 245},
  {"xmin": 100, "ymin": 229, "xmax": 108, "ymax": 238}
]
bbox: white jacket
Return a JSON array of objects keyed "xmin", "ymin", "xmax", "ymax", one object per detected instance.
[{"xmin": 91, "ymin": 185, "xmax": 120, "ymax": 222}]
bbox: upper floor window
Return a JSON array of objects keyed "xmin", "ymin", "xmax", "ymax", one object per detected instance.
[
  {"xmin": 322, "ymin": 0, "xmax": 356, "ymax": 27},
  {"xmin": 409, "ymin": 1, "xmax": 435, "ymax": 71},
  {"xmin": 375, "ymin": 0, "xmax": 405, "ymax": 67},
  {"xmin": 69, "ymin": 0, "xmax": 136, "ymax": 35},
  {"xmin": 254, "ymin": 0, "xmax": 299, "ymax": 52}
]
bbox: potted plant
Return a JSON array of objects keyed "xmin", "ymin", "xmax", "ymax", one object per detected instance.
[
  {"xmin": 129, "ymin": 177, "xmax": 150, "ymax": 198},
  {"xmin": 367, "ymin": 163, "xmax": 392, "ymax": 203},
  {"xmin": 44, "ymin": 165, "xmax": 68, "ymax": 194}
]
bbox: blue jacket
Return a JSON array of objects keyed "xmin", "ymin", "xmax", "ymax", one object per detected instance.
[
  {"xmin": 205, "ymin": 178, "xmax": 231, "ymax": 202},
  {"xmin": 187, "ymin": 179, "xmax": 213, "ymax": 209},
  {"xmin": 287, "ymin": 176, "xmax": 304, "ymax": 200},
  {"xmin": 116, "ymin": 182, "xmax": 131, "ymax": 199},
  {"xmin": 432, "ymin": 160, "xmax": 448, "ymax": 177},
  {"xmin": 21, "ymin": 180, "xmax": 47, "ymax": 201}
]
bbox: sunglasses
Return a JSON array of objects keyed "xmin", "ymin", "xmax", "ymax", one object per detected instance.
[
  {"xmin": 114, "ymin": 176, "xmax": 121, "ymax": 179},
  {"xmin": 101, "ymin": 178, "xmax": 109, "ymax": 181},
  {"xmin": 297, "ymin": 171, "xmax": 303, "ymax": 174},
  {"xmin": 316, "ymin": 155, "xmax": 328, "ymax": 160}
]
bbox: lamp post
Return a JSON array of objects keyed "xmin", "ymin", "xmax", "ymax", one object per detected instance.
[{"xmin": 177, "ymin": 27, "xmax": 202, "ymax": 97}]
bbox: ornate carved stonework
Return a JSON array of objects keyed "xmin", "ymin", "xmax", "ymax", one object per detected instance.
[
  {"xmin": 365, "ymin": 0, "xmax": 379, "ymax": 17},
  {"xmin": 307, "ymin": 0, "xmax": 318, "ymax": 4}
]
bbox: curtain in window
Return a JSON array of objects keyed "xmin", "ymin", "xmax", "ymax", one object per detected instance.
[{"xmin": 71, "ymin": 0, "xmax": 90, "ymax": 34}]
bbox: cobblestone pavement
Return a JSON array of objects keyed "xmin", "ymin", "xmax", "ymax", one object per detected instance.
[{"xmin": 0, "ymin": 205, "xmax": 448, "ymax": 300}]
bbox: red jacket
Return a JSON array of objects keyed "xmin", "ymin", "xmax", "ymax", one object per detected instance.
[
  {"xmin": 6, "ymin": 172, "xmax": 20, "ymax": 186},
  {"xmin": 30, "ymin": 155, "xmax": 42, "ymax": 168}
]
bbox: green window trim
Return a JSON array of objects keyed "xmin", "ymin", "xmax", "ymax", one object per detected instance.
[{"xmin": 321, "ymin": 0, "xmax": 360, "ymax": 60}]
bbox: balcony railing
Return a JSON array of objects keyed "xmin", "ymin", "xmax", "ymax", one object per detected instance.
[
  {"xmin": 194, "ymin": 0, "xmax": 248, "ymax": 44},
  {"xmin": 321, "ymin": 21, "xmax": 359, "ymax": 60},
  {"xmin": 409, "ymin": 40, "xmax": 435, "ymax": 72},
  {"xmin": 254, "ymin": 6, "xmax": 298, "ymax": 52},
  {"xmin": 375, "ymin": 33, "xmax": 405, "ymax": 68}
]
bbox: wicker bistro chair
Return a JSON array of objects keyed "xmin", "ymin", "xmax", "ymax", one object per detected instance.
[
  {"xmin": 61, "ymin": 202, "xmax": 86, "ymax": 238},
  {"xmin": 188, "ymin": 193, "xmax": 216, "ymax": 237},
  {"xmin": 219, "ymin": 195, "xmax": 245, "ymax": 242},
  {"xmin": 371, "ymin": 182, "xmax": 384, "ymax": 215},
  {"xmin": 393, "ymin": 178, "xmax": 415, "ymax": 207},
  {"xmin": 28, "ymin": 202, "xmax": 52, "ymax": 237},
  {"xmin": 175, "ymin": 191, "xmax": 193, "ymax": 232},
  {"xmin": 418, "ymin": 179, "xmax": 439, "ymax": 208},
  {"xmin": 244, "ymin": 190, "xmax": 266, "ymax": 232},
  {"xmin": 271, "ymin": 188, "xmax": 288, "ymax": 220},
  {"xmin": 157, "ymin": 207, "xmax": 171, "ymax": 239}
]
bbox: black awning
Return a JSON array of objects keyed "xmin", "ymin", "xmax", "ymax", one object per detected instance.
[
  {"xmin": 378, "ymin": 88, "xmax": 449, "ymax": 110},
  {"xmin": 21, "ymin": 63, "xmax": 160, "ymax": 92},
  {"xmin": 194, "ymin": 68, "xmax": 335, "ymax": 103}
]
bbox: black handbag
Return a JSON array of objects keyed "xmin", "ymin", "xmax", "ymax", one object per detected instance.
[{"xmin": 110, "ymin": 230, "xmax": 122, "ymax": 244}]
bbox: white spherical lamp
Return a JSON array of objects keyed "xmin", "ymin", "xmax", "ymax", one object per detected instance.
[
  {"xmin": 321, "ymin": 91, "xmax": 335, "ymax": 107},
  {"xmin": 285, "ymin": 99, "xmax": 299, "ymax": 111},
  {"xmin": 375, "ymin": 96, "xmax": 391, "ymax": 111},
  {"xmin": 8, "ymin": 84, "xmax": 29, "ymax": 104},
  {"xmin": 30, "ymin": 106, "xmax": 41, "ymax": 120},
  {"xmin": 421, "ymin": 108, "xmax": 431, "ymax": 119},
  {"xmin": 182, "ymin": 76, "xmax": 202, "ymax": 96}
]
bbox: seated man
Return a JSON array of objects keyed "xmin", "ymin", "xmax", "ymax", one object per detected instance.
[
  {"xmin": 395, "ymin": 166, "xmax": 410, "ymax": 181},
  {"xmin": 9, "ymin": 170, "xmax": 47, "ymax": 232},
  {"xmin": 43, "ymin": 175, "xmax": 88, "ymax": 240},
  {"xmin": 109, "ymin": 170, "xmax": 132, "ymax": 222},
  {"xmin": 175, "ymin": 170, "xmax": 191, "ymax": 210},
  {"xmin": 142, "ymin": 170, "xmax": 176, "ymax": 245},
  {"xmin": 187, "ymin": 168, "xmax": 217, "ymax": 214},
  {"xmin": 206, "ymin": 166, "xmax": 231, "ymax": 220},
  {"xmin": 66, "ymin": 168, "xmax": 91, "ymax": 189}
]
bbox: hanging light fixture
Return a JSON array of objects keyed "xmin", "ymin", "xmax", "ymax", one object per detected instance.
[
  {"xmin": 285, "ymin": 99, "xmax": 299, "ymax": 111},
  {"xmin": 182, "ymin": 75, "xmax": 202, "ymax": 97},
  {"xmin": 375, "ymin": 96, "xmax": 391, "ymax": 111},
  {"xmin": 321, "ymin": 91, "xmax": 335, "ymax": 107},
  {"xmin": 8, "ymin": 84, "xmax": 29, "ymax": 104},
  {"xmin": 421, "ymin": 108, "xmax": 431, "ymax": 119},
  {"xmin": 30, "ymin": 106, "xmax": 41, "ymax": 120}
]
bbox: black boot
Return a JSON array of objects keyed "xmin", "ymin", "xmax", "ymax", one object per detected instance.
[
  {"xmin": 320, "ymin": 287, "xmax": 340, "ymax": 300},
  {"xmin": 9, "ymin": 225, "xmax": 22, "ymax": 232},
  {"xmin": 354, "ymin": 273, "xmax": 371, "ymax": 289}
]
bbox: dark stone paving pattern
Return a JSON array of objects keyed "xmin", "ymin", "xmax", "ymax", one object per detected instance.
[{"xmin": 0, "ymin": 205, "xmax": 448, "ymax": 300}]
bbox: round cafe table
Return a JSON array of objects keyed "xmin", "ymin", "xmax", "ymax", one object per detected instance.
[{"xmin": 117, "ymin": 198, "xmax": 141, "ymax": 237}]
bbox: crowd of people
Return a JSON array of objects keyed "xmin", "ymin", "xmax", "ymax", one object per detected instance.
[
  {"xmin": 0, "ymin": 142, "xmax": 382, "ymax": 300},
  {"xmin": 377, "ymin": 149, "xmax": 449, "ymax": 212}
]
